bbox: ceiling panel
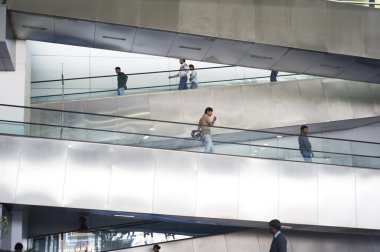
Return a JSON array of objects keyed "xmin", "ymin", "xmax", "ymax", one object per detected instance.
[
  {"xmin": 203, "ymin": 38, "xmax": 251, "ymax": 65},
  {"xmin": 94, "ymin": 23, "xmax": 136, "ymax": 52},
  {"xmin": 337, "ymin": 58, "xmax": 380, "ymax": 82},
  {"xmin": 54, "ymin": 17, "xmax": 95, "ymax": 47},
  {"xmin": 11, "ymin": 12, "xmax": 55, "ymax": 42},
  {"xmin": 131, "ymin": 28, "xmax": 176, "ymax": 56},
  {"xmin": 305, "ymin": 54, "xmax": 356, "ymax": 78},
  {"xmin": 238, "ymin": 43, "xmax": 289, "ymax": 69},
  {"xmin": 273, "ymin": 49, "xmax": 325, "ymax": 73},
  {"xmin": 167, "ymin": 33, "xmax": 215, "ymax": 61}
]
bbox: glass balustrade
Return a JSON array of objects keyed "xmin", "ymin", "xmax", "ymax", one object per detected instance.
[
  {"xmin": 0, "ymin": 104, "xmax": 379, "ymax": 169},
  {"xmin": 30, "ymin": 66, "xmax": 316, "ymax": 103}
]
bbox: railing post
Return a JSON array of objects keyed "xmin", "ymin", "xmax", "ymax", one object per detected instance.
[{"xmin": 60, "ymin": 64, "xmax": 64, "ymax": 138}]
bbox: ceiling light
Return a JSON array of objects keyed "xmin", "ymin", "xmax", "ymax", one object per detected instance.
[
  {"xmin": 114, "ymin": 214, "xmax": 135, "ymax": 218},
  {"xmin": 251, "ymin": 54, "xmax": 273, "ymax": 60},
  {"xmin": 277, "ymin": 135, "xmax": 283, "ymax": 138},
  {"xmin": 22, "ymin": 25, "xmax": 47, "ymax": 31},
  {"xmin": 149, "ymin": 128, "xmax": 155, "ymax": 131},
  {"xmin": 103, "ymin": 35, "xmax": 126, "ymax": 41},
  {"xmin": 320, "ymin": 64, "xmax": 341, "ymax": 69},
  {"xmin": 179, "ymin": 46, "xmax": 202, "ymax": 51},
  {"xmin": 143, "ymin": 136, "xmax": 149, "ymax": 140}
]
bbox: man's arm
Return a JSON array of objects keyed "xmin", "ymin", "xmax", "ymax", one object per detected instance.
[{"xmin": 206, "ymin": 117, "xmax": 217, "ymax": 126}]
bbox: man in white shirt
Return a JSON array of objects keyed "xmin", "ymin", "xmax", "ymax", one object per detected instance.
[{"xmin": 169, "ymin": 59, "xmax": 189, "ymax": 90}]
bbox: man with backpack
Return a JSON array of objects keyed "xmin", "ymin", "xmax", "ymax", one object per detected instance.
[{"xmin": 198, "ymin": 107, "xmax": 217, "ymax": 153}]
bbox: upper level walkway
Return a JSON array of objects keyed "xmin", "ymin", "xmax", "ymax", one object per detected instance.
[{"xmin": 4, "ymin": 0, "xmax": 380, "ymax": 83}]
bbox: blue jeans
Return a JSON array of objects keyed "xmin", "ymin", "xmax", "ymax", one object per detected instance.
[
  {"xmin": 202, "ymin": 134, "xmax": 214, "ymax": 153},
  {"xmin": 117, "ymin": 87, "xmax": 125, "ymax": 95},
  {"xmin": 178, "ymin": 76, "xmax": 188, "ymax": 90},
  {"xmin": 301, "ymin": 150, "xmax": 312, "ymax": 162}
]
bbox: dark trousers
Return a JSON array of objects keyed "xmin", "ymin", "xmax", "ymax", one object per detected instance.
[
  {"xmin": 270, "ymin": 70, "xmax": 278, "ymax": 82},
  {"xmin": 301, "ymin": 150, "xmax": 312, "ymax": 163},
  {"xmin": 178, "ymin": 76, "xmax": 188, "ymax": 90}
]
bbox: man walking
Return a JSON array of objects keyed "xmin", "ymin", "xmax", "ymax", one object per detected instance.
[
  {"xmin": 169, "ymin": 59, "xmax": 189, "ymax": 90},
  {"xmin": 115, "ymin": 67, "xmax": 128, "ymax": 95},
  {"xmin": 198, "ymin": 107, "xmax": 217, "ymax": 153},
  {"xmin": 269, "ymin": 219, "xmax": 287, "ymax": 252},
  {"xmin": 298, "ymin": 125, "xmax": 313, "ymax": 162}
]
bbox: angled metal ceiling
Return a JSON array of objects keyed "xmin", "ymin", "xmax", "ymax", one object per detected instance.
[{"xmin": 6, "ymin": 11, "xmax": 380, "ymax": 84}]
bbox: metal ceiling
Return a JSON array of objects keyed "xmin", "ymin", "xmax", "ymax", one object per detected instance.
[{"xmin": 7, "ymin": 11, "xmax": 380, "ymax": 84}]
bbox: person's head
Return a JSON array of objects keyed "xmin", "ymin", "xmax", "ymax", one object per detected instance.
[
  {"xmin": 204, "ymin": 107, "xmax": 213, "ymax": 116},
  {"xmin": 14, "ymin": 243, "xmax": 23, "ymax": 252},
  {"xmin": 300, "ymin": 125, "xmax": 309, "ymax": 135},
  {"xmin": 153, "ymin": 244, "xmax": 161, "ymax": 252},
  {"xmin": 115, "ymin": 67, "xmax": 121, "ymax": 74},
  {"xmin": 269, "ymin": 219, "xmax": 281, "ymax": 235},
  {"xmin": 179, "ymin": 59, "xmax": 186, "ymax": 64},
  {"xmin": 189, "ymin": 64, "xmax": 194, "ymax": 70}
]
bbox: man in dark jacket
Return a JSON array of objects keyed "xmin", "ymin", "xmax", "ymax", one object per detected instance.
[
  {"xmin": 115, "ymin": 67, "xmax": 128, "ymax": 95},
  {"xmin": 269, "ymin": 219, "xmax": 287, "ymax": 252},
  {"xmin": 298, "ymin": 125, "xmax": 313, "ymax": 162}
]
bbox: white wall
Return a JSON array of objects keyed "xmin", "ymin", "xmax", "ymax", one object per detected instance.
[
  {"xmin": 0, "ymin": 40, "xmax": 31, "ymax": 123},
  {"xmin": 29, "ymin": 41, "xmax": 275, "ymax": 97}
]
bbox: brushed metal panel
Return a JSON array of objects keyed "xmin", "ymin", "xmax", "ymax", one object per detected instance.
[
  {"xmin": 15, "ymin": 138, "xmax": 67, "ymax": 206},
  {"xmin": 370, "ymin": 84, "xmax": 380, "ymax": 114},
  {"xmin": 216, "ymin": 0, "xmax": 255, "ymax": 42},
  {"xmin": 290, "ymin": 232, "xmax": 324, "ymax": 252},
  {"xmin": 298, "ymin": 78, "xmax": 330, "ymax": 124},
  {"xmin": 356, "ymin": 168, "xmax": 380, "ymax": 230},
  {"xmin": 322, "ymin": 79, "xmax": 354, "ymax": 121},
  {"xmin": 238, "ymin": 158, "xmax": 279, "ymax": 221},
  {"xmin": 138, "ymin": 0, "xmax": 179, "ymax": 31},
  {"xmin": 348, "ymin": 235, "xmax": 375, "ymax": 252},
  {"xmin": 290, "ymin": 0, "xmax": 328, "ymax": 51},
  {"xmin": 278, "ymin": 161, "xmax": 318, "ymax": 224},
  {"xmin": 160, "ymin": 239, "xmax": 193, "ymax": 252},
  {"xmin": 54, "ymin": 17, "xmax": 95, "ymax": 47},
  {"xmin": 306, "ymin": 54, "xmax": 356, "ymax": 78},
  {"xmin": 178, "ymin": 0, "xmax": 218, "ymax": 37},
  {"xmin": 62, "ymin": 142, "xmax": 112, "ymax": 209},
  {"xmin": 338, "ymin": 60, "xmax": 380, "ymax": 82},
  {"xmin": 238, "ymin": 43, "xmax": 289, "ymax": 69},
  {"xmin": 108, "ymin": 146, "xmax": 156, "ymax": 213},
  {"xmin": 241, "ymin": 84, "xmax": 275, "ymax": 129},
  {"xmin": 55, "ymin": 0, "xmax": 98, "ymax": 21},
  {"xmin": 257, "ymin": 232, "xmax": 275, "ymax": 252},
  {"xmin": 320, "ymin": 235, "xmax": 349, "ymax": 252},
  {"xmin": 273, "ymin": 49, "xmax": 325, "ymax": 73},
  {"xmin": 196, "ymin": 154, "xmax": 239, "ymax": 219},
  {"xmin": 271, "ymin": 80, "xmax": 305, "ymax": 127},
  {"xmin": 364, "ymin": 7, "xmax": 380, "ymax": 59},
  {"xmin": 181, "ymin": 88, "xmax": 212, "ymax": 123},
  {"xmin": 10, "ymin": 0, "xmax": 57, "ymax": 14},
  {"xmin": 193, "ymin": 234, "xmax": 227, "ymax": 252},
  {"xmin": 345, "ymin": 81, "xmax": 376, "ymax": 118},
  {"xmin": 225, "ymin": 230, "xmax": 260, "ymax": 252},
  {"xmin": 210, "ymin": 86, "xmax": 245, "ymax": 128},
  {"xmin": 97, "ymin": 0, "xmax": 139, "ymax": 26},
  {"xmin": 168, "ymin": 34, "xmax": 215, "ymax": 61},
  {"xmin": 204, "ymin": 39, "xmax": 252, "ymax": 65},
  {"xmin": 327, "ymin": 2, "xmax": 364, "ymax": 57},
  {"xmin": 11, "ymin": 12, "xmax": 55, "ymax": 42},
  {"xmin": 253, "ymin": 0, "xmax": 292, "ymax": 47},
  {"xmin": 149, "ymin": 91, "xmax": 183, "ymax": 121},
  {"xmin": 131, "ymin": 28, "xmax": 176, "ymax": 56},
  {"xmin": 153, "ymin": 150, "xmax": 197, "ymax": 216},
  {"xmin": 0, "ymin": 136, "xmax": 20, "ymax": 203},
  {"xmin": 318, "ymin": 165, "xmax": 356, "ymax": 227},
  {"xmin": 94, "ymin": 23, "xmax": 136, "ymax": 52}
]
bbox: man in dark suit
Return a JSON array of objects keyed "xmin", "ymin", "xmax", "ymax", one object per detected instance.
[{"xmin": 269, "ymin": 219, "xmax": 287, "ymax": 252}]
